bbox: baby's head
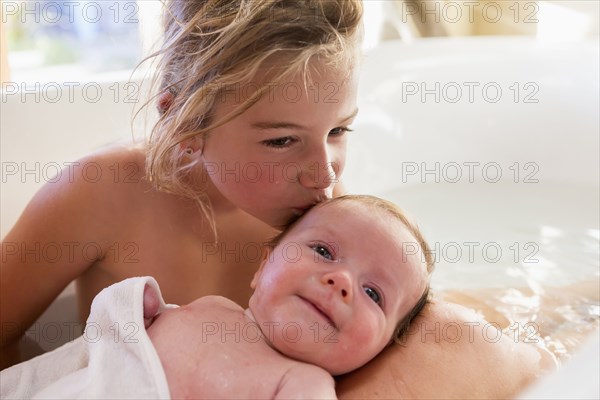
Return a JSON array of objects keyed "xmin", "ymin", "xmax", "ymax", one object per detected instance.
[{"xmin": 249, "ymin": 195, "xmax": 434, "ymax": 375}]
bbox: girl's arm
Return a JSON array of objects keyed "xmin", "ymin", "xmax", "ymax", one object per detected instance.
[
  {"xmin": 0, "ymin": 152, "xmax": 124, "ymax": 369},
  {"xmin": 336, "ymin": 300, "xmax": 555, "ymax": 399}
]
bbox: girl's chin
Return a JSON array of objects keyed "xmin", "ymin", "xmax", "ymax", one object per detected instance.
[{"xmin": 250, "ymin": 210, "xmax": 297, "ymax": 230}]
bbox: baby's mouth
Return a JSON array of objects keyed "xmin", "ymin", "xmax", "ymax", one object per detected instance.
[{"xmin": 299, "ymin": 296, "xmax": 337, "ymax": 330}]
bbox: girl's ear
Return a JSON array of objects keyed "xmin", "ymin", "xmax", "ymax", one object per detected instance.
[
  {"xmin": 157, "ymin": 90, "xmax": 173, "ymax": 115},
  {"xmin": 250, "ymin": 246, "xmax": 272, "ymax": 289},
  {"xmin": 178, "ymin": 135, "xmax": 204, "ymax": 156}
]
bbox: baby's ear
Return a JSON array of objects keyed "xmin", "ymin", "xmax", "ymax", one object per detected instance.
[{"xmin": 250, "ymin": 246, "xmax": 272, "ymax": 289}]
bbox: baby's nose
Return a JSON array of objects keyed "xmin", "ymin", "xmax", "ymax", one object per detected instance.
[{"xmin": 322, "ymin": 270, "xmax": 353, "ymax": 303}]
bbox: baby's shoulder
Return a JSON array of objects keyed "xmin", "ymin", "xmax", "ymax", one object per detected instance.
[
  {"xmin": 188, "ymin": 295, "xmax": 245, "ymax": 313},
  {"xmin": 275, "ymin": 361, "xmax": 336, "ymax": 398}
]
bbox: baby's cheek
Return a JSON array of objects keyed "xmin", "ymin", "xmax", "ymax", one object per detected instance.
[{"xmin": 354, "ymin": 314, "xmax": 389, "ymax": 348}]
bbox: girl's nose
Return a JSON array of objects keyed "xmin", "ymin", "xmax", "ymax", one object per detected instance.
[
  {"xmin": 321, "ymin": 270, "xmax": 353, "ymax": 303},
  {"xmin": 298, "ymin": 145, "xmax": 338, "ymax": 191}
]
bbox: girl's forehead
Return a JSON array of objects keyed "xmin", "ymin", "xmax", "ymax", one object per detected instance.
[
  {"xmin": 210, "ymin": 61, "xmax": 359, "ymax": 131},
  {"xmin": 245, "ymin": 54, "xmax": 358, "ymax": 91}
]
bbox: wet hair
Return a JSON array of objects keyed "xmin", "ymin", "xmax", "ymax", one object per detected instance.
[
  {"xmin": 139, "ymin": 0, "xmax": 363, "ymax": 227},
  {"xmin": 266, "ymin": 194, "xmax": 435, "ymax": 344}
]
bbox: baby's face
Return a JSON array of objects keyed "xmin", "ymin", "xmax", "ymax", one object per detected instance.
[{"xmin": 249, "ymin": 200, "xmax": 427, "ymax": 375}]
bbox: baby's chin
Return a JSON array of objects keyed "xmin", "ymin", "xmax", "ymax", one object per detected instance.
[
  {"xmin": 247, "ymin": 306, "xmax": 371, "ymax": 375},
  {"xmin": 274, "ymin": 342, "xmax": 363, "ymax": 376},
  {"xmin": 300, "ymin": 355, "xmax": 359, "ymax": 376}
]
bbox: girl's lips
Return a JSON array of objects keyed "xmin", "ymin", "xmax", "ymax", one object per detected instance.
[
  {"xmin": 291, "ymin": 202, "xmax": 319, "ymax": 216},
  {"xmin": 291, "ymin": 206, "xmax": 312, "ymax": 217}
]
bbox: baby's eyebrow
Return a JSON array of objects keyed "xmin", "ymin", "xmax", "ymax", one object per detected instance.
[{"xmin": 376, "ymin": 269, "xmax": 402, "ymax": 308}]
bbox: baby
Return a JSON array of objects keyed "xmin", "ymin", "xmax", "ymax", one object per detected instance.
[{"xmin": 1, "ymin": 195, "xmax": 434, "ymax": 399}]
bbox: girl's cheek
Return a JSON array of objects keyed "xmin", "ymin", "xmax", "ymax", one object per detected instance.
[
  {"xmin": 255, "ymin": 165, "xmax": 291, "ymax": 186},
  {"xmin": 333, "ymin": 149, "xmax": 347, "ymax": 175}
]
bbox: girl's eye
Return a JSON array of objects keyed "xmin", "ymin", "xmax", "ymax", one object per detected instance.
[
  {"xmin": 329, "ymin": 126, "xmax": 353, "ymax": 137},
  {"xmin": 364, "ymin": 287, "xmax": 381, "ymax": 305},
  {"xmin": 312, "ymin": 244, "xmax": 333, "ymax": 260},
  {"xmin": 262, "ymin": 137, "xmax": 296, "ymax": 148}
]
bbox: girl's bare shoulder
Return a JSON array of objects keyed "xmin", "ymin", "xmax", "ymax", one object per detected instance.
[
  {"xmin": 59, "ymin": 143, "xmax": 162, "ymax": 216},
  {"xmin": 72, "ymin": 142, "xmax": 149, "ymax": 193},
  {"xmin": 9, "ymin": 143, "xmax": 157, "ymax": 247}
]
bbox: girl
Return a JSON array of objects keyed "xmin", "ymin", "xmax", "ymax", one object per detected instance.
[{"xmin": 0, "ymin": 0, "xmax": 362, "ymax": 368}]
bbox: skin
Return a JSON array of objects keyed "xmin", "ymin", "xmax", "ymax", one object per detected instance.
[
  {"xmin": 147, "ymin": 296, "xmax": 337, "ymax": 399},
  {"xmin": 0, "ymin": 66, "xmax": 359, "ymax": 369},
  {"xmin": 146, "ymin": 200, "xmax": 426, "ymax": 398}
]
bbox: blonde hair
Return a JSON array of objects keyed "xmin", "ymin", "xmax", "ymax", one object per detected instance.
[
  {"xmin": 140, "ymin": 0, "xmax": 364, "ymax": 226},
  {"xmin": 268, "ymin": 194, "xmax": 435, "ymax": 343}
]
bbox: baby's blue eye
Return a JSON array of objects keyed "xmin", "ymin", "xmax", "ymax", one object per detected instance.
[
  {"xmin": 312, "ymin": 245, "xmax": 333, "ymax": 260},
  {"xmin": 364, "ymin": 287, "xmax": 381, "ymax": 305}
]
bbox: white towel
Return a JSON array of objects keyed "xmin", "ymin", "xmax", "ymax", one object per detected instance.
[{"xmin": 1, "ymin": 277, "xmax": 172, "ymax": 399}]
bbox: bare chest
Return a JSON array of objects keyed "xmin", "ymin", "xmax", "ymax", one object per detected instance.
[
  {"xmin": 76, "ymin": 208, "xmax": 276, "ymax": 319},
  {"xmin": 147, "ymin": 299, "xmax": 297, "ymax": 398}
]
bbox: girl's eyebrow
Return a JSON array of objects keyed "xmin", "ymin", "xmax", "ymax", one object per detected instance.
[
  {"xmin": 250, "ymin": 108, "xmax": 359, "ymax": 132},
  {"xmin": 250, "ymin": 121, "xmax": 307, "ymax": 131},
  {"xmin": 342, "ymin": 108, "xmax": 360, "ymax": 122}
]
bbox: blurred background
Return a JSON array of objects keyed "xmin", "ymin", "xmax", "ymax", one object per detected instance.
[{"xmin": 1, "ymin": 0, "xmax": 599, "ymax": 84}]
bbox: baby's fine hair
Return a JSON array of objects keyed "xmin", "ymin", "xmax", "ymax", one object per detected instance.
[
  {"xmin": 268, "ymin": 194, "xmax": 435, "ymax": 344},
  {"xmin": 142, "ymin": 0, "xmax": 363, "ymax": 222}
]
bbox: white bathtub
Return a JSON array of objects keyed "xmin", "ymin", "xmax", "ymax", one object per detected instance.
[
  {"xmin": 346, "ymin": 37, "xmax": 599, "ymax": 291},
  {"xmin": 1, "ymin": 37, "xmax": 598, "ymax": 396}
]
